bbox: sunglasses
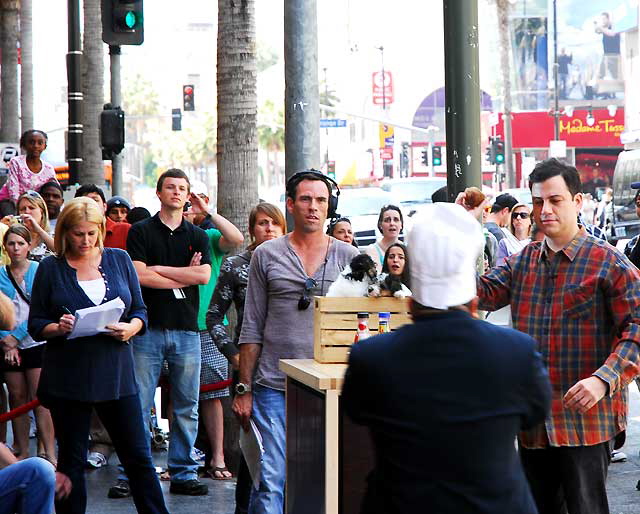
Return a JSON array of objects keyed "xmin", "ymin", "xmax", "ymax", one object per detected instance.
[
  {"xmin": 298, "ymin": 277, "xmax": 317, "ymax": 311},
  {"xmin": 512, "ymin": 212, "xmax": 530, "ymax": 220},
  {"xmin": 24, "ymin": 190, "xmax": 41, "ymax": 198}
]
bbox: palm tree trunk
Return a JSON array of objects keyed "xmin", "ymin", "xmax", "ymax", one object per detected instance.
[
  {"xmin": 217, "ymin": 0, "xmax": 259, "ymax": 472},
  {"xmin": 0, "ymin": 0, "xmax": 20, "ymax": 142},
  {"xmin": 497, "ymin": 0, "xmax": 515, "ymax": 187},
  {"xmin": 80, "ymin": 0, "xmax": 105, "ymax": 185},
  {"xmin": 20, "ymin": 0, "xmax": 33, "ymax": 133},
  {"xmin": 217, "ymin": 0, "xmax": 259, "ymax": 240}
]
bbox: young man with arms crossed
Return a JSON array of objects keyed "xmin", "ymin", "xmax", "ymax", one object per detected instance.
[{"xmin": 126, "ymin": 169, "xmax": 212, "ymax": 496}]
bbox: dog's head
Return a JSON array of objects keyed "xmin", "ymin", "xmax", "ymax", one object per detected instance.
[
  {"xmin": 345, "ymin": 254, "xmax": 378, "ymax": 282},
  {"xmin": 382, "ymin": 273, "xmax": 404, "ymax": 293}
]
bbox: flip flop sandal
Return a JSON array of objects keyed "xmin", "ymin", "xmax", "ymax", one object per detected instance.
[{"xmin": 205, "ymin": 467, "xmax": 233, "ymax": 480}]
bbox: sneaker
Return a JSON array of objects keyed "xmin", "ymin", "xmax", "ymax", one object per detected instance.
[
  {"xmin": 87, "ymin": 451, "xmax": 108, "ymax": 469},
  {"xmin": 611, "ymin": 450, "xmax": 627, "ymax": 463},
  {"xmin": 108, "ymin": 479, "xmax": 131, "ymax": 499},
  {"xmin": 169, "ymin": 479, "xmax": 208, "ymax": 496}
]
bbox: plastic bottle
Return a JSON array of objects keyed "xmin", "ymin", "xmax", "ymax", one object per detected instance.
[
  {"xmin": 378, "ymin": 312, "xmax": 391, "ymax": 334},
  {"xmin": 354, "ymin": 312, "xmax": 371, "ymax": 342}
]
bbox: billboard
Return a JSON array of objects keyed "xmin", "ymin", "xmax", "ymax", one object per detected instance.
[{"xmin": 555, "ymin": 0, "xmax": 638, "ymax": 101}]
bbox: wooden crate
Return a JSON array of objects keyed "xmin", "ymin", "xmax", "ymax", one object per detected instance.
[{"xmin": 313, "ymin": 297, "xmax": 411, "ymax": 363}]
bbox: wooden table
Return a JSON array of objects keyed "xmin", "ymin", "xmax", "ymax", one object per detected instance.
[{"xmin": 280, "ymin": 359, "xmax": 373, "ymax": 514}]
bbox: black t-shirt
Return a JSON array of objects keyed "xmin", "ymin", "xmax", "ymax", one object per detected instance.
[
  {"xmin": 127, "ymin": 213, "xmax": 211, "ymax": 331},
  {"xmin": 603, "ymin": 33, "xmax": 620, "ymax": 54}
]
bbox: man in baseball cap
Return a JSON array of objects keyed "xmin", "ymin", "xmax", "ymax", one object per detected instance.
[
  {"xmin": 342, "ymin": 202, "xmax": 551, "ymax": 513},
  {"xmin": 106, "ymin": 196, "xmax": 131, "ymax": 223},
  {"xmin": 485, "ymin": 193, "xmax": 518, "ymax": 243}
]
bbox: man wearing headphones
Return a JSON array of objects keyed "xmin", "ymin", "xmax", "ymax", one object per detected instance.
[{"xmin": 233, "ymin": 170, "xmax": 358, "ymax": 514}]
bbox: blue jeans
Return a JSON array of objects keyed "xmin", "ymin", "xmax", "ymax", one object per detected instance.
[
  {"xmin": 48, "ymin": 394, "xmax": 168, "ymax": 514},
  {"xmin": 0, "ymin": 457, "xmax": 55, "ymax": 514},
  {"xmin": 133, "ymin": 328, "xmax": 201, "ymax": 482},
  {"xmin": 249, "ymin": 384, "xmax": 286, "ymax": 514}
]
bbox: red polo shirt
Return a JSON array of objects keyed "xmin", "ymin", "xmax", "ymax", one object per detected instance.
[{"xmin": 104, "ymin": 216, "xmax": 131, "ymax": 250}]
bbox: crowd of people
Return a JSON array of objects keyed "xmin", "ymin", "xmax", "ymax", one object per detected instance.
[{"xmin": 0, "ymin": 128, "xmax": 638, "ymax": 514}]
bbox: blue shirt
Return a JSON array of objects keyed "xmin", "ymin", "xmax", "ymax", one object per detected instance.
[
  {"xmin": 28, "ymin": 248, "xmax": 147, "ymax": 404},
  {"xmin": 0, "ymin": 261, "xmax": 38, "ymax": 345}
]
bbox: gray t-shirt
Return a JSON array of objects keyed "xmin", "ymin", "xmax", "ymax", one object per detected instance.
[{"xmin": 239, "ymin": 235, "xmax": 359, "ymax": 390}]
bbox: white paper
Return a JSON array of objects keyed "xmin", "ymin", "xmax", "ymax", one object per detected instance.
[
  {"xmin": 67, "ymin": 297, "xmax": 126, "ymax": 340},
  {"xmin": 239, "ymin": 419, "xmax": 264, "ymax": 489}
]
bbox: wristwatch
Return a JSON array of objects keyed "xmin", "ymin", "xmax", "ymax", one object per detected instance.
[{"xmin": 235, "ymin": 382, "xmax": 252, "ymax": 395}]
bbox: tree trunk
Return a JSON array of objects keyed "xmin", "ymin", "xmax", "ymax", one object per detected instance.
[
  {"xmin": 497, "ymin": 0, "xmax": 515, "ymax": 188},
  {"xmin": 217, "ymin": 0, "xmax": 259, "ymax": 240},
  {"xmin": 0, "ymin": 0, "xmax": 20, "ymax": 142},
  {"xmin": 20, "ymin": 0, "xmax": 33, "ymax": 133},
  {"xmin": 80, "ymin": 0, "xmax": 105, "ymax": 185},
  {"xmin": 217, "ymin": 0, "xmax": 259, "ymax": 471}
]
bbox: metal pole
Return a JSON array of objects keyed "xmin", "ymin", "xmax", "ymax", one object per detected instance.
[
  {"xmin": 323, "ymin": 67, "xmax": 329, "ymax": 167},
  {"xmin": 443, "ymin": 0, "xmax": 482, "ymax": 200},
  {"xmin": 377, "ymin": 46, "xmax": 386, "ymax": 111},
  {"xmin": 284, "ymin": 0, "xmax": 321, "ymax": 230},
  {"xmin": 110, "ymin": 45, "xmax": 123, "ymax": 196},
  {"xmin": 553, "ymin": 0, "xmax": 560, "ymax": 140},
  {"xmin": 67, "ymin": 0, "xmax": 83, "ymax": 185}
]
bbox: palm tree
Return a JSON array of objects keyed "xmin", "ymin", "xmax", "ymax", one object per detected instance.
[
  {"xmin": 0, "ymin": 0, "xmax": 20, "ymax": 142},
  {"xmin": 80, "ymin": 0, "xmax": 105, "ymax": 185},
  {"xmin": 216, "ymin": 0, "xmax": 259, "ymax": 241},
  {"xmin": 496, "ymin": 0, "xmax": 515, "ymax": 187},
  {"xmin": 20, "ymin": 0, "xmax": 33, "ymax": 132}
]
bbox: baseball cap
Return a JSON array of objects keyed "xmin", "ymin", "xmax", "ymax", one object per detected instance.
[
  {"xmin": 106, "ymin": 196, "xmax": 131, "ymax": 212},
  {"xmin": 408, "ymin": 203, "xmax": 484, "ymax": 310},
  {"xmin": 493, "ymin": 193, "xmax": 518, "ymax": 210}
]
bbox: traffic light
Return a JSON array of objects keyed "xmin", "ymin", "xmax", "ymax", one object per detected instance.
[
  {"xmin": 172, "ymin": 108, "xmax": 182, "ymax": 131},
  {"xmin": 432, "ymin": 146, "xmax": 442, "ymax": 166},
  {"xmin": 493, "ymin": 137, "xmax": 505, "ymax": 164},
  {"xmin": 421, "ymin": 148, "xmax": 428, "ymax": 166},
  {"xmin": 486, "ymin": 138, "xmax": 496, "ymax": 164},
  {"xmin": 327, "ymin": 161, "xmax": 336, "ymax": 180},
  {"xmin": 183, "ymin": 85, "xmax": 195, "ymax": 111},
  {"xmin": 101, "ymin": 0, "xmax": 144, "ymax": 46},
  {"xmin": 100, "ymin": 104, "xmax": 125, "ymax": 157}
]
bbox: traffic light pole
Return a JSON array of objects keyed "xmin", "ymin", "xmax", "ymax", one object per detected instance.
[
  {"xmin": 284, "ymin": 0, "xmax": 321, "ymax": 230},
  {"xmin": 442, "ymin": 0, "xmax": 482, "ymax": 200},
  {"xmin": 67, "ymin": 0, "xmax": 83, "ymax": 185},
  {"xmin": 109, "ymin": 44, "xmax": 123, "ymax": 196}
]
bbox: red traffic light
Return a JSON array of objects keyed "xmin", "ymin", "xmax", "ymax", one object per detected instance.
[{"xmin": 183, "ymin": 86, "xmax": 193, "ymax": 95}]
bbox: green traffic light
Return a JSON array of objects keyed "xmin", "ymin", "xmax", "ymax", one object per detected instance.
[
  {"xmin": 433, "ymin": 158, "xmax": 442, "ymax": 166},
  {"xmin": 124, "ymin": 11, "xmax": 137, "ymax": 29},
  {"xmin": 495, "ymin": 155, "xmax": 504, "ymax": 163}
]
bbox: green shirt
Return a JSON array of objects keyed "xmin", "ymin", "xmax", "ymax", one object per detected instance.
[{"xmin": 197, "ymin": 228, "xmax": 227, "ymax": 331}]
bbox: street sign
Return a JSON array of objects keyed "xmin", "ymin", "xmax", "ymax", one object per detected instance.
[
  {"xmin": 380, "ymin": 147, "xmax": 393, "ymax": 160},
  {"xmin": 379, "ymin": 124, "xmax": 394, "ymax": 148},
  {"xmin": 372, "ymin": 71, "xmax": 394, "ymax": 106},
  {"xmin": 320, "ymin": 118, "xmax": 347, "ymax": 128}
]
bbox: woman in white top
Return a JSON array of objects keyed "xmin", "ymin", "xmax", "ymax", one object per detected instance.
[
  {"xmin": 495, "ymin": 203, "xmax": 532, "ymax": 266},
  {"xmin": 365, "ymin": 204, "xmax": 404, "ymax": 272},
  {"xmin": 0, "ymin": 224, "xmax": 56, "ymax": 464}
]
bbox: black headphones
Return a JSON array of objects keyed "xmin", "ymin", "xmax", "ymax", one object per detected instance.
[{"xmin": 285, "ymin": 169, "xmax": 340, "ymax": 219}]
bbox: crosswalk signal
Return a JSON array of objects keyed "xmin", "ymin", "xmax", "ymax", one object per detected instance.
[
  {"xmin": 421, "ymin": 148, "xmax": 428, "ymax": 166},
  {"xmin": 172, "ymin": 108, "xmax": 182, "ymax": 131},
  {"xmin": 100, "ymin": 104, "xmax": 125, "ymax": 158},
  {"xmin": 101, "ymin": 0, "xmax": 144, "ymax": 46},
  {"xmin": 493, "ymin": 137, "xmax": 505, "ymax": 164},
  {"xmin": 183, "ymin": 85, "xmax": 195, "ymax": 112},
  {"xmin": 432, "ymin": 146, "xmax": 442, "ymax": 166}
]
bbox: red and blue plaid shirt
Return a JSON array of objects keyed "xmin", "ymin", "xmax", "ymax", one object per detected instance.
[{"xmin": 478, "ymin": 228, "xmax": 640, "ymax": 448}]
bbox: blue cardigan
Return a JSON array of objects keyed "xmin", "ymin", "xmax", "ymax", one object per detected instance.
[
  {"xmin": 0, "ymin": 261, "xmax": 39, "ymax": 344},
  {"xmin": 28, "ymin": 248, "xmax": 147, "ymax": 404}
]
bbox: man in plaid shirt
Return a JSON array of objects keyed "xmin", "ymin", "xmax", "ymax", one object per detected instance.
[{"xmin": 471, "ymin": 159, "xmax": 640, "ymax": 514}]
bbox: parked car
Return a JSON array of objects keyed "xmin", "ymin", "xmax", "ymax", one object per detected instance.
[
  {"xmin": 336, "ymin": 187, "xmax": 397, "ymax": 247},
  {"xmin": 499, "ymin": 187, "xmax": 532, "ymax": 207},
  {"xmin": 380, "ymin": 177, "xmax": 446, "ymax": 216},
  {"xmin": 611, "ymin": 149, "xmax": 640, "ymax": 243}
]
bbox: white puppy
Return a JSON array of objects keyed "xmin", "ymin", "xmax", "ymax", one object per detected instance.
[{"xmin": 327, "ymin": 254, "xmax": 379, "ymax": 297}]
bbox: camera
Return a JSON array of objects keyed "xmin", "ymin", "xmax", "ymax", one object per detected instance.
[{"xmin": 183, "ymin": 201, "xmax": 192, "ymax": 212}]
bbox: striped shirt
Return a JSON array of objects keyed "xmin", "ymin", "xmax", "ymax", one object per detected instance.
[{"xmin": 478, "ymin": 229, "xmax": 640, "ymax": 448}]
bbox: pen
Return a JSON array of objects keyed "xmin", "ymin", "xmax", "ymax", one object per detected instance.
[{"xmin": 62, "ymin": 306, "xmax": 73, "ymax": 316}]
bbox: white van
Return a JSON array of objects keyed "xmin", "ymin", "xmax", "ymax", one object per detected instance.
[{"xmin": 611, "ymin": 149, "xmax": 640, "ymax": 242}]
